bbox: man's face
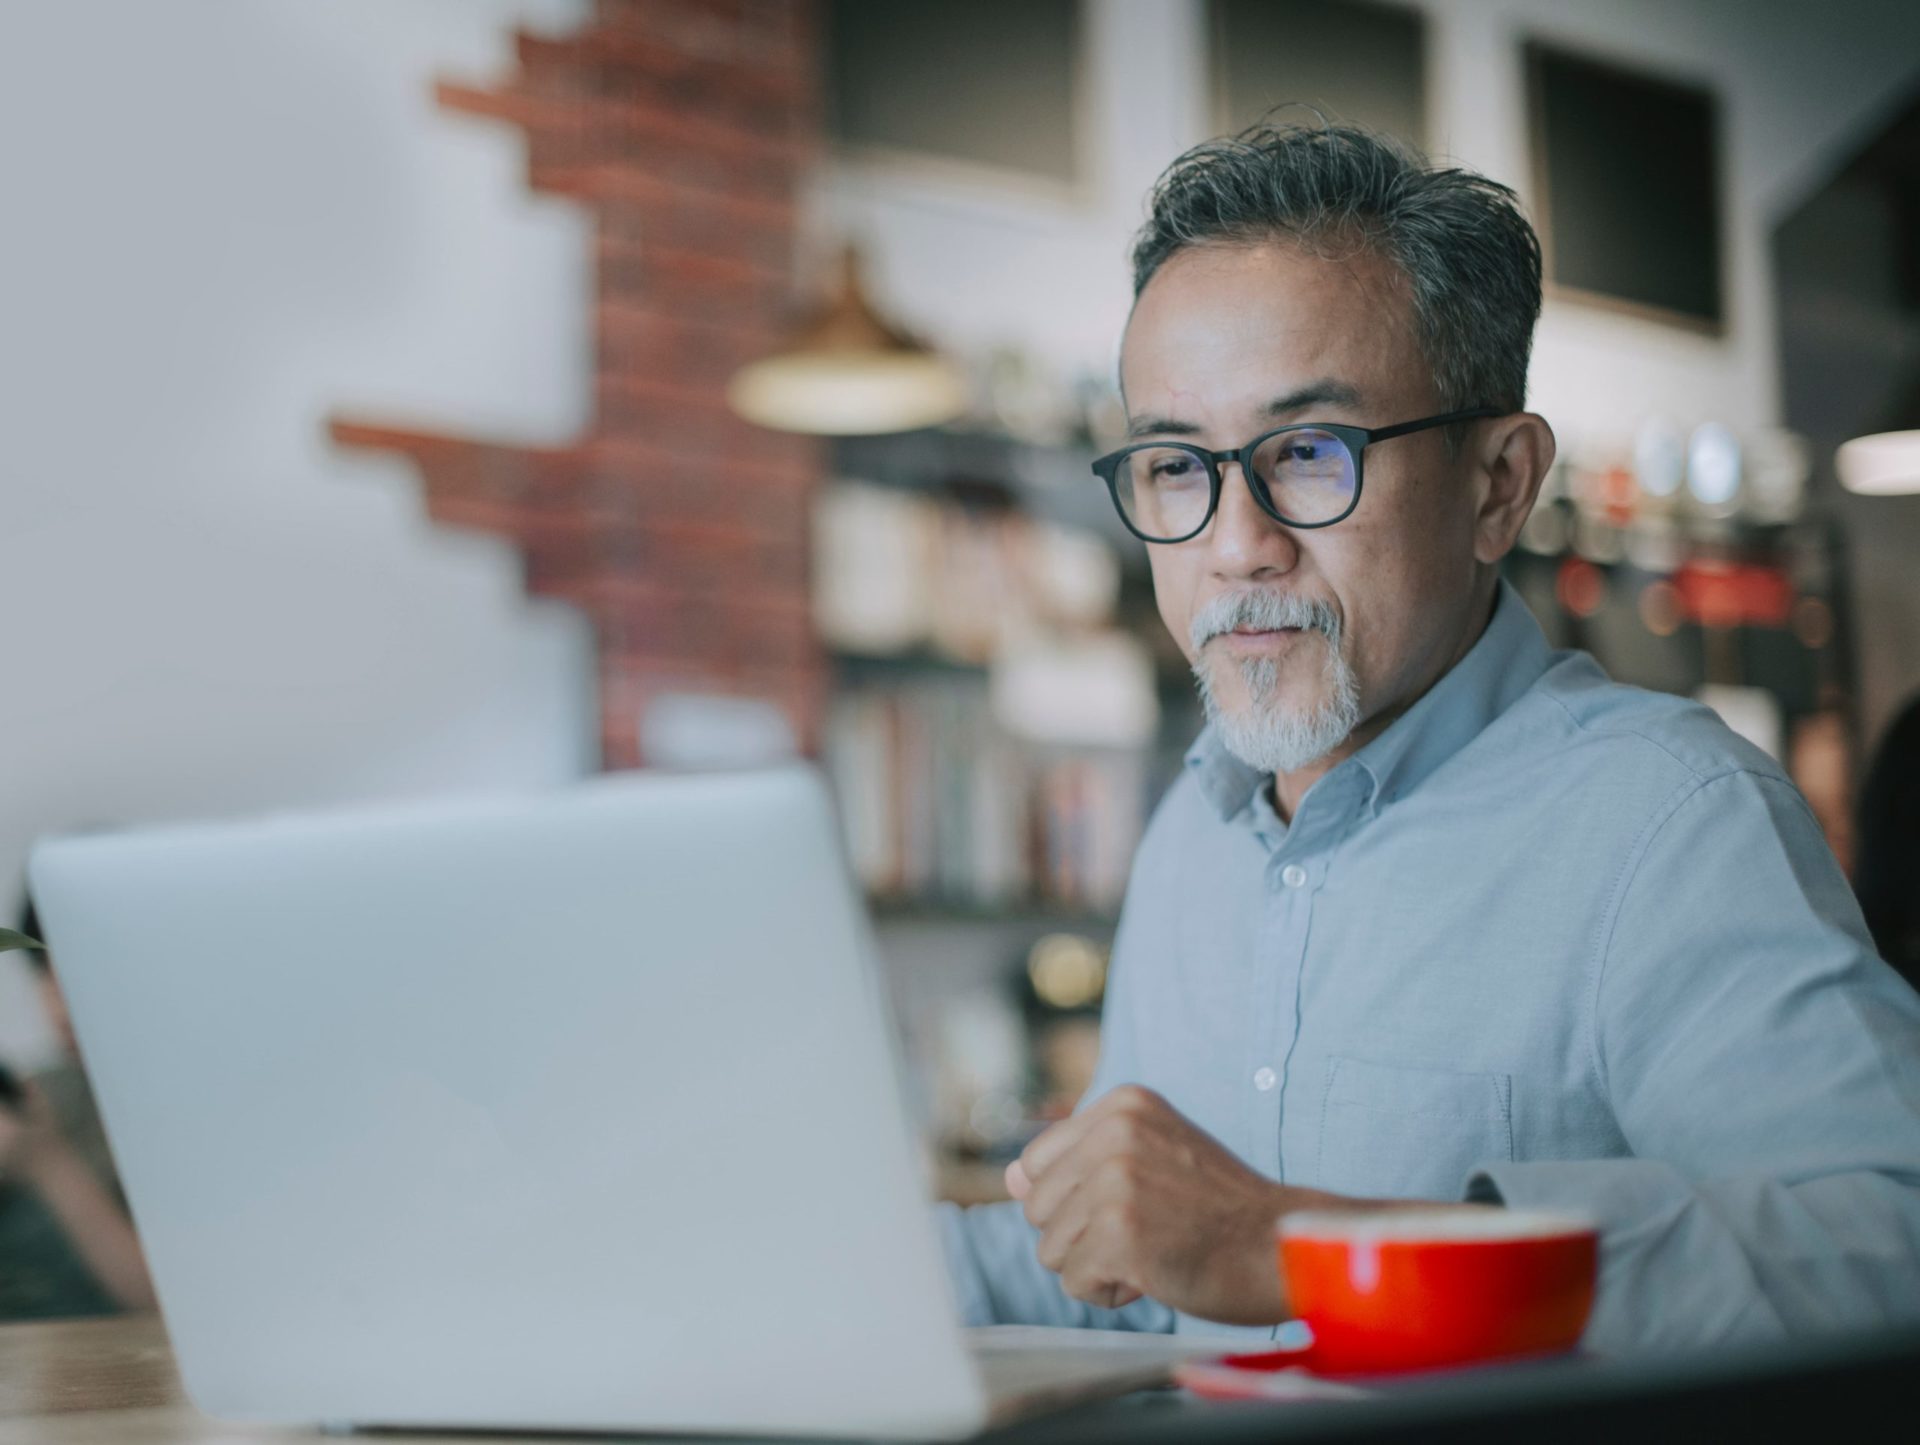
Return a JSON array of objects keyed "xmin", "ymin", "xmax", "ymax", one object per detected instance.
[{"xmin": 1119, "ymin": 241, "xmax": 1488, "ymax": 774}]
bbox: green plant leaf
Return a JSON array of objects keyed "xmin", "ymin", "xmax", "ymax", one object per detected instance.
[{"xmin": 0, "ymin": 928, "xmax": 46, "ymax": 954}]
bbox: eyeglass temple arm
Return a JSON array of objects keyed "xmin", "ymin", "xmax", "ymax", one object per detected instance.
[{"xmin": 1366, "ymin": 406, "xmax": 1504, "ymax": 443}]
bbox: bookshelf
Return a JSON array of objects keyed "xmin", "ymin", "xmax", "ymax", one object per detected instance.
[
  {"xmin": 817, "ymin": 426, "xmax": 1200, "ymax": 925},
  {"xmin": 812, "ymin": 426, "xmax": 1195, "ymax": 1193}
]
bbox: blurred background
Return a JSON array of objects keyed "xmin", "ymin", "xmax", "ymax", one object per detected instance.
[{"xmin": 3, "ymin": 0, "xmax": 1919, "ymax": 1238}]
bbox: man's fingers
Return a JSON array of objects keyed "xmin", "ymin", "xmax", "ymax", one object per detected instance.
[
  {"xmin": 1034, "ymin": 1147, "xmax": 1147, "ymax": 1290},
  {"xmin": 1018, "ymin": 1085, "xmax": 1169, "ymax": 1196},
  {"xmin": 1020, "ymin": 1111, "xmax": 1128, "ymax": 1229},
  {"xmin": 1033, "ymin": 1194, "xmax": 1092, "ymax": 1276},
  {"xmin": 1059, "ymin": 1212, "xmax": 1145, "ymax": 1310},
  {"xmin": 1021, "ymin": 1125, "xmax": 1104, "ymax": 1228},
  {"xmin": 1004, "ymin": 1159, "xmax": 1030, "ymax": 1200},
  {"xmin": 1015, "ymin": 1109, "xmax": 1096, "ymax": 1189}
]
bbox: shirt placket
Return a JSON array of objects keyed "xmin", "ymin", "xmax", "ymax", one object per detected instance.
[{"xmin": 1245, "ymin": 774, "xmax": 1364, "ymax": 1183}]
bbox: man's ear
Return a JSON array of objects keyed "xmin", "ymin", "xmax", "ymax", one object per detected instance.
[{"xmin": 1471, "ymin": 413, "xmax": 1556, "ymax": 565}]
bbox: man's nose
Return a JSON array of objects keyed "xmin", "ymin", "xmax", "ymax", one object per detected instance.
[{"xmin": 1206, "ymin": 460, "xmax": 1300, "ymax": 578}]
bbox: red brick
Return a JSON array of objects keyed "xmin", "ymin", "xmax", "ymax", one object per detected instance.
[
  {"xmin": 592, "ymin": 0, "xmax": 810, "ymax": 66},
  {"xmin": 594, "ymin": 376, "xmax": 818, "ymax": 467},
  {"xmin": 594, "ymin": 186, "xmax": 794, "ymax": 251},
  {"xmin": 595, "ymin": 201, "xmax": 795, "ymax": 277},
  {"xmin": 599, "ymin": 298, "xmax": 781, "ymax": 361},
  {"xmin": 637, "ymin": 520, "xmax": 811, "ymax": 588},
  {"xmin": 338, "ymin": 1, "xmax": 824, "ymax": 769},
  {"xmin": 585, "ymin": 432, "xmax": 818, "ymax": 491},
  {"xmin": 516, "ymin": 29, "xmax": 810, "ymax": 131},
  {"xmin": 598, "ymin": 296, "xmax": 780, "ymax": 341},
  {"xmin": 440, "ymin": 82, "xmax": 805, "ymax": 207},
  {"xmin": 596, "ymin": 242, "xmax": 795, "ymax": 323},
  {"xmin": 578, "ymin": 470, "xmax": 813, "ymax": 544},
  {"xmin": 532, "ymin": 162, "xmax": 795, "ymax": 231}
]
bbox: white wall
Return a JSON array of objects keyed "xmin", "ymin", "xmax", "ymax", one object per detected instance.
[
  {"xmin": 5, "ymin": 1, "xmax": 1913, "ymax": 1064},
  {"xmin": 812, "ymin": 0, "xmax": 1920, "ymax": 463},
  {"xmin": 0, "ymin": 0, "xmax": 596, "ymax": 1065},
  {"xmin": 1433, "ymin": 0, "xmax": 1920, "ymax": 457}
]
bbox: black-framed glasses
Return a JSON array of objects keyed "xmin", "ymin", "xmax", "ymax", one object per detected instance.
[{"xmin": 1091, "ymin": 406, "xmax": 1502, "ymax": 543}]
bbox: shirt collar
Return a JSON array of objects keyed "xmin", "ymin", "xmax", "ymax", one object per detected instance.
[
  {"xmin": 1184, "ymin": 579, "xmax": 1553, "ymax": 822},
  {"xmin": 1186, "ymin": 723, "xmax": 1268, "ymax": 821}
]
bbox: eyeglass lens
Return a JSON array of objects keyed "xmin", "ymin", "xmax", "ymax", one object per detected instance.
[{"xmin": 1112, "ymin": 428, "xmax": 1357, "ymax": 539}]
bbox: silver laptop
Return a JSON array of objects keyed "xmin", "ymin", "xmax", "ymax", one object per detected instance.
[{"xmin": 28, "ymin": 767, "xmax": 1216, "ymax": 1439}]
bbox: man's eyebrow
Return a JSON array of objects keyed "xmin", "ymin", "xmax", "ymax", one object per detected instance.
[
  {"xmin": 1124, "ymin": 380, "xmax": 1368, "ymax": 441},
  {"xmin": 1261, "ymin": 380, "xmax": 1366, "ymax": 418},
  {"xmin": 1126, "ymin": 414, "xmax": 1201, "ymax": 439}
]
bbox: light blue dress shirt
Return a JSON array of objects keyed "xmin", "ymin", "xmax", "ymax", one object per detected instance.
[{"xmin": 940, "ymin": 581, "xmax": 1920, "ymax": 1353}]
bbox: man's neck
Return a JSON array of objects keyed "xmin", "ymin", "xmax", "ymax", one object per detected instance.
[{"xmin": 1266, "ymin": 582, "xmax": 1499, "ymax": 825}]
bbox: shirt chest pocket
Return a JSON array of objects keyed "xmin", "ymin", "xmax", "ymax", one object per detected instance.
[{"xmin": 1312, "ymin": 1056, "xmax": 1514, "ymax": 1201}]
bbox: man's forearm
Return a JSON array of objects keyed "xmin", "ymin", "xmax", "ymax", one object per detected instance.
[
  {"xmin": 21, "ymin": 1141, "xmax": 156, "ymax": 1311},
  {"xmin": 1469, "ymin": 1159, "xmax": 1920, "ymax": 1353}
]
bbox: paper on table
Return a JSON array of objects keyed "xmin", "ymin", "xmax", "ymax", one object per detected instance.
[{"xmin": 967, "ymin": 1326, "xmax": 1230, "ymax": 1360}]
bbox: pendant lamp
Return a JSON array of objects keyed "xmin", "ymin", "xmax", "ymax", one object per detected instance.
[
  {"xmin": 727, "ymin": 245, "xmax": 969, "ymax": 437},
  {"xmin": 1837, "ymin": 430, "xmax": 1920, "ymax": 496}
]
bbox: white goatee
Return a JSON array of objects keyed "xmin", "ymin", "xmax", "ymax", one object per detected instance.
[{"xmin": 1189, "ymin": 590, "xmax": 1362, "ymax": 775}]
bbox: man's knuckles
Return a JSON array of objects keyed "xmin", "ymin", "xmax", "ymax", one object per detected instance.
[
  {"xmin": 1100, "ymin": 1084, "xmax": 1167, "ymax": 1119},
  {"xmin": 1092, "ymin": 1151, "xmax": 1147, "ymax": 1204},
  {"xmin": 1034, "ymin": 1227, "xmax": 1070, "ymax": 1273},
  {"xmin": 1063, "ymin": 1215, "xmax": 1151, "ymax": 1303},
  {"xmin": 1061, "ymin": 1255, "xmax": 1132, "ymax": 1306},
  {"xmin": 1087, "ymin": 1110, "xmax": 1147, "ymax": 1161}
]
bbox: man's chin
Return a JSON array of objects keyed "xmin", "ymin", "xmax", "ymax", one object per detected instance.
[
  {"xmin": 1197, "ymin": 660, "xmax": 1322, "ymax": 722},
  {"xmin": 1196, "ymin": 671, "xmax": 1362, "ymax": 773},
  {"xmin": 1192, "ymin": 634, "xmax": 1363, "ymax": 775},
  {"xmin": 1215, "ymin": 697, "xmax": 1325, "ymax": 734},
  {"xmin": 1212, "ymin": 711, "xmax": 1353, "ymax": 777}
]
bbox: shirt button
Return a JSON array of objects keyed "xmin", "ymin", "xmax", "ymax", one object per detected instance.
[
  {"xmin": 1281, "ymin": 864, "xmax": 1308, "ymax": 889},
  {"xmin": 1253, "ymin": 1067, "xmax": 1277, "ymax": 1092}
]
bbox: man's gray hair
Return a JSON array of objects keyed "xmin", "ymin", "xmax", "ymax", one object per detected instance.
[{"xmin": 1130, "ymin": 119, "xmax": 1543, "ymax": 416}]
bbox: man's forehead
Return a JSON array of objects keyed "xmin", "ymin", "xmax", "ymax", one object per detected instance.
[
  {"xmin": 1123, "ymin": 379, "xmax": 1370, "ymax": 439},
  {"xmin": 1117, "ymin": 241, "xmax": 1418, "ymax": 421}
]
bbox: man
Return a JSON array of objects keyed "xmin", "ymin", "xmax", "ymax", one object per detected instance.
[
  {"xmin": 0, "ymin": 901, "xmax": 155, "ymax": 1319},
  {"xmin": 939, "ymin": 121, "xmax": 1920, "ymax": 1353}
]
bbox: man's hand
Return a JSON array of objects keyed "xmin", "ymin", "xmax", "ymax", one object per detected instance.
[
  {"xmin": 0, "ymin": 1077, "xmax": 57, "ymax": 1178},
  {"xmin": 1006, "ymin": 1085, "xmax": 1448, "ymax": 1324}
]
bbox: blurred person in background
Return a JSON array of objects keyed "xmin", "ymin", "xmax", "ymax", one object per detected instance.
[
  {"xmin": 0, "ymin": 898, "xmax": 155, "ymax": 1319},
  {"xmin": 1856, "ymin": 693, "xmax": 1920, "ymax": 990},
  {"xmin": 939, "ymin": 118, "xmax": 1920, "ymax": 1355}
]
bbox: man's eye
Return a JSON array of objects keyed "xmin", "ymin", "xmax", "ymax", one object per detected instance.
[{"xmin": 1151, "ymin": 458, "xmax": 1200, "ymax": 481}]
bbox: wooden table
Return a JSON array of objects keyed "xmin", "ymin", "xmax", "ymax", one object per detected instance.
[
  {"xmin": 16, "ymin": 1311, "xmax": 1918, "ymax": 1445},
  {"xmin": 0, "ymin": 1316, "xmax": 1182, "ymax": 1444},
  {"xmin": 0, "ymin": 1315, "xmax": 560, "ymax": 1444}
]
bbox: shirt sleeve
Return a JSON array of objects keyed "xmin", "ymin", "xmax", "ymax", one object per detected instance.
[
  {"xmin": 1466, "ymin": 768, "xmax": 1920, "ymax": 1353},
  {"xmin": 937, "ymin": 1199, "xmax": 1176, "ymax": 1331},
  {"xmin": 933, "ymin": 804, "xmax": 1178, "ymax": 1333}
]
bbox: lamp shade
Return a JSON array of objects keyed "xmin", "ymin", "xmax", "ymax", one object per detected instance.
[
  {"xmin": 727, "ymin": 246, "xmax": 968, "ymax": 436},
  {"xmin": 1837, "ymin": 430, "xmax": 1920, "ymax": 496}
]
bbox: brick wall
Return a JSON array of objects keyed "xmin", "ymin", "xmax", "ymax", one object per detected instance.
[{"xmin": 332, "ymin": 0, "xmax": 826, "ymax": 768}]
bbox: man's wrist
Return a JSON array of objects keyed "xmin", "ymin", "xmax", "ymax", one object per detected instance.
[
  {"xmin": 1223, "ymin": 1180, "xmax": 1299, "ymax": 1323},
  {"xmin": 13, "ymin": 1131, "xmax": 76, "ymax": 1189}
]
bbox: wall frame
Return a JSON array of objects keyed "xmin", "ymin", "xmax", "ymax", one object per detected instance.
[
  {"xmin": 1526, "ymin": 39, "xmax": 1726, "ymax": 335},
  {"xmin": 824, "ymin": 0, "xmax": 1094, "ymax": 207}
]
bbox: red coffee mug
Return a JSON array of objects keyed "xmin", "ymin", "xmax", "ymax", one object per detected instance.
[{"xmin": 1277, "ymin": 1207, "xmax": 1599, "ymax": 1376}]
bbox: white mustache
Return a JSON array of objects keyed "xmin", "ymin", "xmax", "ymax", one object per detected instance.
[{"xmin": 1190, "ymin": 592, "xmax": 1341, "ymax": 652}]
